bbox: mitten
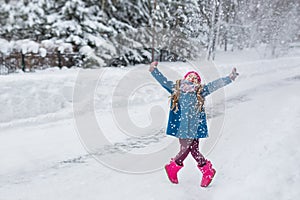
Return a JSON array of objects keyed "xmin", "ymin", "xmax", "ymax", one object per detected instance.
[{"xmin": 229, "ymin": 67, "xmax": 239, "ymax": 81}]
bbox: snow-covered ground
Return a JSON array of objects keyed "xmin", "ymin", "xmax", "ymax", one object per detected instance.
[{"xmin": 1, "ymin": 49, "xmax": 300, "ymax": 200}]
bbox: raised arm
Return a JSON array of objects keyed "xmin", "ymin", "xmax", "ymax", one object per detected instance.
[
  {"xmin": 149, "ymin": 62, "xmax": 174, "ymax": 94},
  {"xmin": 201, "ymin": 68, "xmax": 239, "ymax": 97}
]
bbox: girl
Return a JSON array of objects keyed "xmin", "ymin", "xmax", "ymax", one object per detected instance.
[{"xmin": 149, "ymin": 61, "xmax": 238, "ymax": 187}]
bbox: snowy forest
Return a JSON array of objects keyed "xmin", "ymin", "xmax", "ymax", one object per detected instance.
[{"xmin": 0, "ymin": 0, "xmax": 299, "ymax": 68}]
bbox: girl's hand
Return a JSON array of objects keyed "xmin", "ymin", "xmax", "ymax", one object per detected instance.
[
  {"xmin": 149, "ymin": 61, "xmax": 158, "ymax": 72},
  {"xmin": 229, "ymin": 67, "xmax": 239, "ymax": 81}
]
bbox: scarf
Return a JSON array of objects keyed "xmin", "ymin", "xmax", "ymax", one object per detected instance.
[{"xmin": 180, "ymin": 79, "xmax": 199, "ymax": 93}]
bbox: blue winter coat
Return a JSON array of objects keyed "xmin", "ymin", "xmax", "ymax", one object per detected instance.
[{"xmin": 151, "ymin": 68, "xmax": 232, "ymax": 139}]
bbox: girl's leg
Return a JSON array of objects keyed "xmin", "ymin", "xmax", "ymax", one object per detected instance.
[
  {"xmin": 174, "ymin": 139, "xmax": 192, "ymax": 166},
  {"xmin": 190, "ymin": 139, "xmax": 206, "ymax": 167}
]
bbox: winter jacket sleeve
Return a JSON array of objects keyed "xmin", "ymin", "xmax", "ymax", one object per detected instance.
[
  {"xmin": 201, "ymin": 76, "xmax": 232, "ymax": 97},
  {"xmin": 150, "ymin": 68, "xmax": 174, "ymax": 94}
]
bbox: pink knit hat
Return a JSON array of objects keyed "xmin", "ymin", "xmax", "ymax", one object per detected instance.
[{"xmin": 184, "ymin": 71, "xmax": 201, "ymax": 83}]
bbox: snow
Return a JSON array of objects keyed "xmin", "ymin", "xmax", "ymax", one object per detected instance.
[
  {"xmin": 86, "ymin": 33, "xmax": 115, "ymax": 52},
  {"xmin": 57, "ymin": 42, "xmax": 73, "ymax": 53},
  {"xmin": 39, "ymin": 48, "xmax": 47, "ymax": 57},
  {"xmin": 79, "ymin": 45, "xmax": 93, "ymax": 56},
  {"xmin": 0, "ymin": 38, "xmax": 75, "ymax": 55},
  {"xmin": 18, "ymin": 40, "xmax": 40, "ymax": 54},
  {"xmin": 0, "ymin": 65, "xmax": 9, "ymax": 75},
  {"xmin": 0, "ymin": 38, "xmax": 13, "ymax": 54},
  {"xmin": 0, "ymin": 49, "xmax": 300, "ymax": 199},
  {"xmin": 66, "ymin": 35, "xmax": 84, "ymax": 46},
  {"xmin": 53, "ymin": 20, "xmax": 83, "ymax": 35},
  {"xmin": 83, "ymin": 20, "xmax": 114, "ymax": 34},
  {"xmin": 78, "ymin": 45, "xmax": 105, "ymax": 66},
  {"xmin": 46, "ymin": 13, "xmax": 60, "ymax": 24},
  {"xmin": 40, "ymin": 39, "xmax": 57, "ymax": 50},
  {"xmin": 0, "ymin": 68, "xmax": 79, "ymax": 127}
]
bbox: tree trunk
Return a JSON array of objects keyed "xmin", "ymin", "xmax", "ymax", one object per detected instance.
[{"xmin": 207, "ymin": 0, "xmax": 220, "ymax": 60}]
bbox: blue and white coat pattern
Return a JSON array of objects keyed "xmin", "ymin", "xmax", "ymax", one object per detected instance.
[{"xmin": 151, "ymin": 68, "xmax": 232, "ymax": 139}]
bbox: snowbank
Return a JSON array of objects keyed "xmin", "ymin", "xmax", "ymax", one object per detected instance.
[{"xmin": 0, "ymin": 68, "xmax": 78, "ymax": 126}]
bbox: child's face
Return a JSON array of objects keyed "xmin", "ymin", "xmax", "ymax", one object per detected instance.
[{"xmin": 185, "ymin": 73, "xmax": 199, "ymax": 84}]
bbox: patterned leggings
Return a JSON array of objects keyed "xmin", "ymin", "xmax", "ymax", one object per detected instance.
[{"xmin": 174, "ymin": 139, "xmax": 206, "ymax": 167}]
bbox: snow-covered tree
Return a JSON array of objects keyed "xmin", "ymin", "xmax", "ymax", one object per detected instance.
[{"xmin": 0, "ymin": 0, "xmax": 299, "ymax": 67}]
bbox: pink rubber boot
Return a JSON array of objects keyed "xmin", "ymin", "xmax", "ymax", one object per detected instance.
[
  {"xmin": 164, "ymin": 159, "xmax": 183, "ymax": 184},
  {"xmin": 198, "ymin": 160, "xmax": 216, "ymax": 187}
]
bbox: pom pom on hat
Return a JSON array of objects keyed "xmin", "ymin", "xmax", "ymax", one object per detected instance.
[{"xmin": 184, "ymin": 71, "xmax": 201, "ymax": 83}]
